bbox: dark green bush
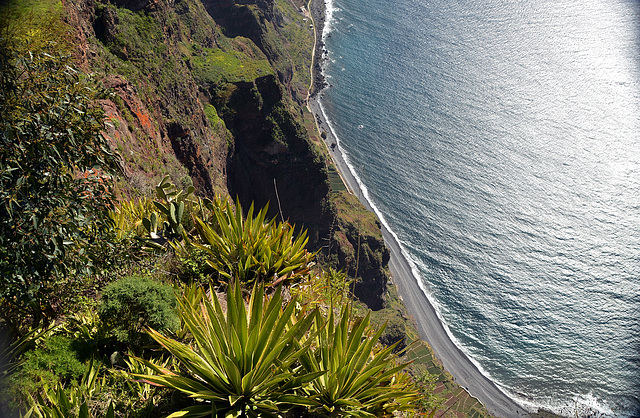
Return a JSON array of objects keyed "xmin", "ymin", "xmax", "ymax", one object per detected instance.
[
  {"xmin": 1, "ymin": 334, "xmax": 85, "ymax": 412},
  {"xmin": 30, "ymin": 335, "xmax": 86, "ymax": 380},
  {"xmin": 98, "ymin": 276, "xmax": 179, "ymax": 347}
]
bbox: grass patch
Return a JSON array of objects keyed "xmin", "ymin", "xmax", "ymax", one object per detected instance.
[
  {"xmin": 191, "ymin": 46, "xmax": 274, "ymax": 84},
  {"xmin": 332, "ymin": 191, "xmax": 383, "ymax": 239},
  {"xmin": 0, "ymin": 0, "xmax": 67, "ymax": 54},
  {"xmin": 328, "ymin": 166, "xmax": 347, "ymax": 192},
  {"xmin": 0, "ymin": 0, "xmax": 62, "ymax": 18},
  {"xmin": 203, "ymin": 103, "xmax": 225, "ymax": 129}
]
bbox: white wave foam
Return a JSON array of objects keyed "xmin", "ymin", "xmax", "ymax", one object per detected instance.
[
  {"xmin": 314, "ymin": 0, "xmax": 638, "ymax": 415},
  {"xmin": 322, "ymin": 0, "xmax": 340, "ymax": 40},
  {"xmin": 512, "ymin": 392, "xmax": 620, "ymax": 418},
  {"xmin": 315, "ymin": 100, "xmax": 638, "ymax": 418},
  {"xmin": 316, "ymin": 97, "xmax": 530, "ymax": 412}
]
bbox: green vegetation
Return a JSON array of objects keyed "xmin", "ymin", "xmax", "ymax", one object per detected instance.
[
  {"xmin": 203, "ymin": 104, "xmax": 224, "ymax": 129},
  {"xmin": 132, "ymin": 279, "xmax": 427, "ymax": 417},
  {"xmin": 104, "ymin": 6, "xmax": 172, "ymax": 87},
  {"xmin": 194, "ymin": 198, "xmax": 314, "ymax": 287},
  {"xmin": 0, "ymin": 1, "xmax": 497, "ymax": 416},
  {"xmin": 7, "ymin": 334, "xmax": 86, "ymax": 406},
  {"xmin": 24, "ymin": 360, "xmax": 115, "ymax": 418},
  {"xmin": 273, "ymin": 0, "xmax": 315, "ymax": 95},
  {"xmin": 98, "ymin": 276, "xmax": 179, "ymax": 347},
  {"xmin": 0, "ymin": 0, "xmax": 62, "ymax": 22},
  {"xmin": 0, "ymin": 13, "xmax": 118, "ymax": 331},
  {"xmin": 299, "ymin": 304, "xmax": 422, "ymax": 417},
  {"xmin": 133, "ymin": 281, "xmax": 320, "ymax": 417},
  {"xmin": 0, "ymin": 175, "xmax": 434, "ymax": 417},
  {"xmin": 191, "ymin": 45, "xmax": 274, "ymax": 85}
]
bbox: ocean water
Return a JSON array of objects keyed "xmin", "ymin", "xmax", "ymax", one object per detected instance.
[{"xmin": 317, "ymin": 0, "xmax": 640, "ymax": 415}]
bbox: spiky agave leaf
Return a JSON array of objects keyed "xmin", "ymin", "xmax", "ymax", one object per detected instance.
[
  {"xmin": 23, "ymin": 359, "xmax": 115, "ymax": 418},
  {"xmin": 300, "ymin": 304, "xmax": 424, "ymax": 417},
  {"xmin": 193, "ymin": 198, "xmax": 314, "ymax": 287},
  {"xmin": 131, "ymin": 280, "xmax": 321, "ymax": 417}
]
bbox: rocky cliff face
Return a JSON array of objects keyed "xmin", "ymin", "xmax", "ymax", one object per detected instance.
[
  {"xmin": 65, "ymin": 0, "xmax": 229, "ymax": 195},
  {"xmin": 62, "ymin": 0, "xmax": 389, "ymax": 309},
  {"xmin": 219, "ymin": 75, "xmax": 332, "ymax": 245},
  {"xmin": 200, "ymin": 0, "xmax": 302, "ymax": 100}
]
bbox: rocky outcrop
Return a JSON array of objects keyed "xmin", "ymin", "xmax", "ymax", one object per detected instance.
[
  {"xmin": 330, "ymin": 192, "xmax": 389, "ymax": 309},
  {"xmin": 63, "ymin": 0, "xmax": 229, "ymax": 195},
  {"xmin": 200, "ymin": 0, "xmax": 302, "ymax": 100},
  {"xmin": 220, "ymin": 74, "xmax": 332, "ymax": 246}
]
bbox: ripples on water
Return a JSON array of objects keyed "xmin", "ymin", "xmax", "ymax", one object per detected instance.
[{"xmin": 320, "ymin": 0, "xmax": 640, "ymax": 415}]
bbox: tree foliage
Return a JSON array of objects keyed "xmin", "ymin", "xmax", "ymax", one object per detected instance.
[{"xmin": 0, "ymin": 28, "xmax": 118, "ymax": 329}]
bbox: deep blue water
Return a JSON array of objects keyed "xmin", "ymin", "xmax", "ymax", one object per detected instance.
[{"xmin": 318, "ymin": 0, "xmax": 640, "ymax": 415}]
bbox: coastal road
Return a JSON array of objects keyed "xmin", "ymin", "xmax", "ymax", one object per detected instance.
[
  {"xmin": 383, "ymin": 226, "xmax": 529, "ymax": 418},
  {"xmin": 308, "ymin": 97, "xmax": 529, "ymax": 418}
]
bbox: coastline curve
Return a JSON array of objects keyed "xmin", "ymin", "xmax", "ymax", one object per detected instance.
[{"xmin": 306, "ymin": 1, "xmax": 531, "ymax": 416}]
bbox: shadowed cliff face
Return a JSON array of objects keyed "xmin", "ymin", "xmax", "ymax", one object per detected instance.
[
  {"xmin": 218, "ymin": 76, "xmax": 388, "ymax": 309},
  {"xmin": 62, "ymin": 0, "xmax": 389, "ymax": 310},
  {"xmin": 108, "ymin": 0, "xmax": 153, "ymax": 11},
  {"xmin": 200, "ymin": 0, "xmax": 272, "ymax": 40},
  {"xmin": 220, "ymin": 75, "xmax": 332, "ymax": 247},
  {"xmin": 200, "ymin": 0, "xmax": 297, "ymax": 97},
  {"xmin": 330, "ymin": 191, "xmax": 389, "ymax": 310}
]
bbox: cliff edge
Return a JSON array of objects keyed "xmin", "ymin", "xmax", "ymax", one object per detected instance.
[{"xmin": 63, "ymin": 0, "xmax": 390, "ymax": 309}]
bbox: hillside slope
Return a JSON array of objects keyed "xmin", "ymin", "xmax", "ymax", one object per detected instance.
[{"xmin": 62, "ymin": 0, "xmax": 389, "ymax": 308}]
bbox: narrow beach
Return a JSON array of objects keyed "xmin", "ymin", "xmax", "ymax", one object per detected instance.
[{"xmin": 306, "ymin": 2, "xmax": 530, "ymax": 416}]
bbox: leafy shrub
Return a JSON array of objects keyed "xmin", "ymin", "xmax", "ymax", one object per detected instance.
[
  {"xmin": 23, "ymin": 335, "xmax": 86, "ymax": 381},
  {"xmin": 2, "ymin": 333, "xmax": 85, "ymax": 412},
  {"xmin": 98, "ymin": 276, "xmax": 178, "ymax": 347},
  {"xmin": 0, "ymin": 18, "xmax": 118, "ymax": 330},
  {"xmin": 173, "ymin": 247, "xmax": 217, "ymax": 284},
  {"xmin": 292, "ymin": 268, "xmax": 352, "ymax": 309},
  {"xmin": 24, "ymin": 359, "xmax": 115, "ymax": 418}
]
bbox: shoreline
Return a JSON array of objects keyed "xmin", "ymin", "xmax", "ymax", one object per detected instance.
[
  {"xmin": 306, "ymin": 1, "xmax": 530, "ymax": 417},
  {"xmin": 308, "ymin": 96, "xmax": 529, "ymax": 418}
]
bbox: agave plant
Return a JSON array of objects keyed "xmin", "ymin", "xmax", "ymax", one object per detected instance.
[
  {"xmin": 291, "ymin": 268, "xmax": 353, "ymax": 310},
  {"xmin": 299, "ymin": 304, "xmax": 424, "ymax": 417},
  {"xmin": 194, "ymin": 198, "xmax": 314, "ymax": 287},
  {"xmin": 23, "ymin": 359, "xmax": 114, "ymax": 418},
  {"xmin": 109, "ymin": 197, "xmax": 153, "ymax": 241},
  {"xmin": 130, "ymin": 281, "xmax": 322, "ymax": 417}
]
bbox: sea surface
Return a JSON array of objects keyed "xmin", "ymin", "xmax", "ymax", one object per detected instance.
[{"xmin": 317, "ymin": 0, "xmax": 640, "ymax": 415}]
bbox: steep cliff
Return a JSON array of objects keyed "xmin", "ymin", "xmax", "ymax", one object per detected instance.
[{"xmin": 62, "ymin": 0, "xmax": 388, "ymax": 309}]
